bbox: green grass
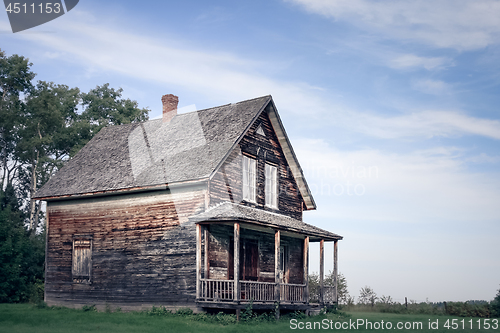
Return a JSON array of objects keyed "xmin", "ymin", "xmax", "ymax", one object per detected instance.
[{"xmin": 0, "ymin": 304, "xmax": 498, "ymax": 332}]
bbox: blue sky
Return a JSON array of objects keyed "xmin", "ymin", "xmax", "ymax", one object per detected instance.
[{"xmin": 2, "ymin": 0, "xmax": 499, "ymax": 303}]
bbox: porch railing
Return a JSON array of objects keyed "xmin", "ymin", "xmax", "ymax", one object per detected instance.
[
  {"xmin": 198, "ymin": 279, "xmax": 307, "ymax": 303},
  {"xmin": 200, "ymin": 279, "xmax": 234, "ymax": 301},
  {"xmin": 323, "ymin": 286, "xmax": 336, "ymax": 303},
  {"xmin": 280, "ymin": 283, "xmax": 307, "ymax": 302},
  {"xmin": 240, "ymin": 281, "xmax": 275, "ymax": 302}
]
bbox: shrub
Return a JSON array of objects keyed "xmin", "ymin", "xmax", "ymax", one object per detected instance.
[
  {"xmin": 445, "ymin": 301, "xmax": 490, "ymax": 318},
  {"xmin": 0, "ymin": 186, "xmax": 45, "ymax": 303},
  {"xmin": 175, "ymin": 308, "xmax": 194, "ymax": 316},
  {"xmin": 358, "ymin": 286, "xmax": 377, "ymax": 307},
  {"xmin": 240, "ymin": 300, "xmax": 255, "ymax": 322},
  {"xmin": 82, "ymin": 304, "xmax": 97, "ymax": 312},
  {"xmin": 491, "ymin": 289, "xmax": 500, "ymax": 318},
  {"xmin": 28, "ymin": 280, "xmax": 45, "ymax": 303},
  {"xmin": 36, "ymin": 301, "xmax": 48, "ymax": 309},
  {"xmin": 214, "ymin": 312, "xmax": 237, "ymax": 325},
  {"xmin": 146, "ymin": 306, "xmax": 172, "ymax": 316}
]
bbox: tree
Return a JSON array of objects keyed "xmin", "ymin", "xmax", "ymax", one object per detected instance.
[
  {"xmin": 0, "ymin": 184, "xmax": 44, "ymax": 302},
  {"xmin": 0, "ymin": 49, "xmax": 35, "ymax": 188},
  {"xmin": 308, "ymin": 270, "xmax": 351, "ymax": 304},
  {"xmin": 12, "ymin": 81, "xmax": 150, "ymax": 232},
  {"xmin": 337, "ymin": 273, "xmax": 350, "ymax": 305},
  {"xmin": 0, "ymin": 49, "xmax": 150, "ymax": 301},
  {"xmin": 491, "ymin": 287, "xmax": 500, "ymax": 318},
  {"xmin": 17, "ymin": 81, "xmax": 81, "ymax": 231},
  {"xmin": 308, "ymin": 272, "xmax": 320, "ymax": 302},
  {"xmin": 359, "ymin": 286, "xmax": 378, "ymax": 306},
  {"xmin": 80, "ymin": 83, "xmax": 149, "ymax": 136}
]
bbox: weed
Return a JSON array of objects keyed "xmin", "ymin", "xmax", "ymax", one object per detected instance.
[
  {"xmin": 82, "ymin": 305, "xmax": 97, "ymax": 312},
  {"xmin": 241, "ymin": 299, "xmax": 255, "ymax": 322},
  {"xmin": 175, "ymin": 307, "xmax": 193, "ymax": 316},
  {"xmin": 35, "ymin": 301, "xmax": 48, "ymax": 309},
  {"xmin": 289, "ymin": 310, "xmax": 307, "ymax": 320},
  {"xmin": 146, "ymin": 306, "xmax": 172, "ymax": 316}
]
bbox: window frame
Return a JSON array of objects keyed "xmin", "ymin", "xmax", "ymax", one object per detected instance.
[
  {"xmin": 265, "ymin": 163, "xmax": 278, "ymax": 209},
  {"xmin": 242, "ymin": 155, "xmax": 257, "ymax": 203}
]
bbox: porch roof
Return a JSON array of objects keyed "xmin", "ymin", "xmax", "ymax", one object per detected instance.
[{"xmin": 190, "ymin": 202, "xmax": 342, "ymax": 241}]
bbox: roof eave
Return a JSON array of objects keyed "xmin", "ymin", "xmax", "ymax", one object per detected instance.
[
  {"xmin": 266, "ymin": 99, "xmax": 317, "ymax": 210},
  {"xmin": 193, "ymin": 217, "xmax": 342, "ymax": 241},
  {"xmin": 35, "ymin": 177, "xmax": 209, "ymax": 201}
]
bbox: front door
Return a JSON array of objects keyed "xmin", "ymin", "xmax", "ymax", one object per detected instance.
[
  {"xmin": 240, "ymin": 239, "xmax": 258, "ymax": 281},
  {"xmin": 228, "ymin": 238, "xmax": 259, "ymax": 281},
  {"xmin": 279, "ymin": 245, "xmax": 288, "ymax": 283}
]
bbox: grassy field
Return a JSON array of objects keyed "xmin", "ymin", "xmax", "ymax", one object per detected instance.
[{"xmin": 0, "ymin": 304, "xmax": 498, "ymax": 332}]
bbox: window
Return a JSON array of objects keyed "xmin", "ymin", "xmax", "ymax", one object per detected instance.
[
  {"xmin": 256, "ymin": 124, "xmax": 266, "ymax": 136},
  {"xmin": 265, "ymin": 163, "xmax": 278, "ymax": 208},
  {"xmin": 72, "ymin": 237, "xmax": 92, "ymax": 283},
  {"xmin": 242, "ymin": 155, "xmax": 257, "ymax": 202}
]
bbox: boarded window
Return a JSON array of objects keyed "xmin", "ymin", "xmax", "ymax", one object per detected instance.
[
  {"xmin": 72, "ymin": 238, "xmax": 92, "ymax": 283},
  {"xmin": 265, "ymin": 163, "xmax": 278, "ymax": 208},
  {"xmin": 242, "ymin": 155, "xmax": 257, "ymax": 202}
]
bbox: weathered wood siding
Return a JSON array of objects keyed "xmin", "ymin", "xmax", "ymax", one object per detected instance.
[
  {"xmin": 45, "ymin": 186, "xmax": 206, "ymax": 309},
  {"xmin": 207, "ymin": 226, "xmax": 231, "ymax": 279},
  {"xmin": 205, "ymin": 224, "xmax": 304, "ymax": 284},
  {"xmin": 209, "ymin": 107, "xmax": 304, "ymax": 220},
  {"xmin": 285, "ymin": 237, "xmax": 305, "ymax": 284}
]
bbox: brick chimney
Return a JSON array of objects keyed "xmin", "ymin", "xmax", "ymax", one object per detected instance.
[{"xmin": 161, "ymin": 94, "xmax": 178, "ymax": 123}]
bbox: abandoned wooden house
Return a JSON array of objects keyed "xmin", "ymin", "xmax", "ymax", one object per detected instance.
[{"xmin": 34, "ymin": 94, "xmax": 343, "ymax": 314}]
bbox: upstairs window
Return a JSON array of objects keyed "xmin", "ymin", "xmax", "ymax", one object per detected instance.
[
  {"xmin": 72, "ymin": 237, "xmax": 92, "ymax": 283},
  {"xmin": 242, "ymin": 155, "xmax": 257, "ymax": 202},
  {"xmin": 265, "ymin": 163, "xmax": 278, "ymax": 208}
]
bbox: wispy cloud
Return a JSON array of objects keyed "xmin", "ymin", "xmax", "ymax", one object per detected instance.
[
  {"xmin": 345, "ymin": 110, "xmax": 500, "ymax": 140},
  {"xmin": 389, "ymin": 54, "xmax": 451, "ymax": 70},
  {"xmin": 411, "ymin": 79, "xmax": 451, "ymax": 95},
  {"xmin": 6, "ymin": 9, "xmax": 500, "ymax": 142},
  {"xmin": 285, "ymin": 0, "xmax": 500, "ymax": 50},
  {"xmin": 7, "ymin": 10, "xmax": 328, "ymax": 117},
  {"xmin": 294, "ymin": 138, "xmax": 500, "ymax": 223}
]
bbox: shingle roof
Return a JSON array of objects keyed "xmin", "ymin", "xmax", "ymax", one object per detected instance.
[
  {"xmin": 190, "ymin": 202, "xmax": 342, "ymax": 241},
  {"xmin": 34, "ymin": 96, "xmax": 271, "ymax": 199}
]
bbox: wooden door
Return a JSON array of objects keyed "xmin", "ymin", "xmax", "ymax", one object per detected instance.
[
  {"xmin": 239, "ymin": 240, "xmax": 259, "ymax": 281},
  {"xmin": 279, "ymin": 245, "xmax": 289, "ymax": 283}
]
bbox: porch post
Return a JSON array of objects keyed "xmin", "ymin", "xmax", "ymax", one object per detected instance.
[
  {"xmin": 275, "ymin": 229, "xmax": 281, "ymax": 319},
  {"xmin": 196, "ymin": 224, "xmax": 202, "ymax": 300},
  {"xmin": 319, "ymin": 239, "xmax": 324, "ymax": 305},
  {"xmin": 303, "ymin": 236, "xmax": 309, "ymax": 303},
  {"xmin": 333, "ymin": 240, "xmax": 338, "ymax": 304},
  {"xmin": 204, "ymin": 227, "xmax": 209, "ymax": 279},
  {"xmin": 234, "ymin": 223, "xmax": 240, "ymax": 303}
]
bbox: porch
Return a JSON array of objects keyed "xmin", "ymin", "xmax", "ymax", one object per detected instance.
[{"xmin": 194, "ymin": 215, "xmax": 341, "ymax": 313}]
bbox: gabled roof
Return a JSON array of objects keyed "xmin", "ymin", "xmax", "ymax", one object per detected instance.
[
  {"xmin": 190, "ymin": 202, "xmax": 341, "ymax": 241},
  {"xmin": 34, "ymin": 95, "xmax": 315, "ymax": 209}
]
